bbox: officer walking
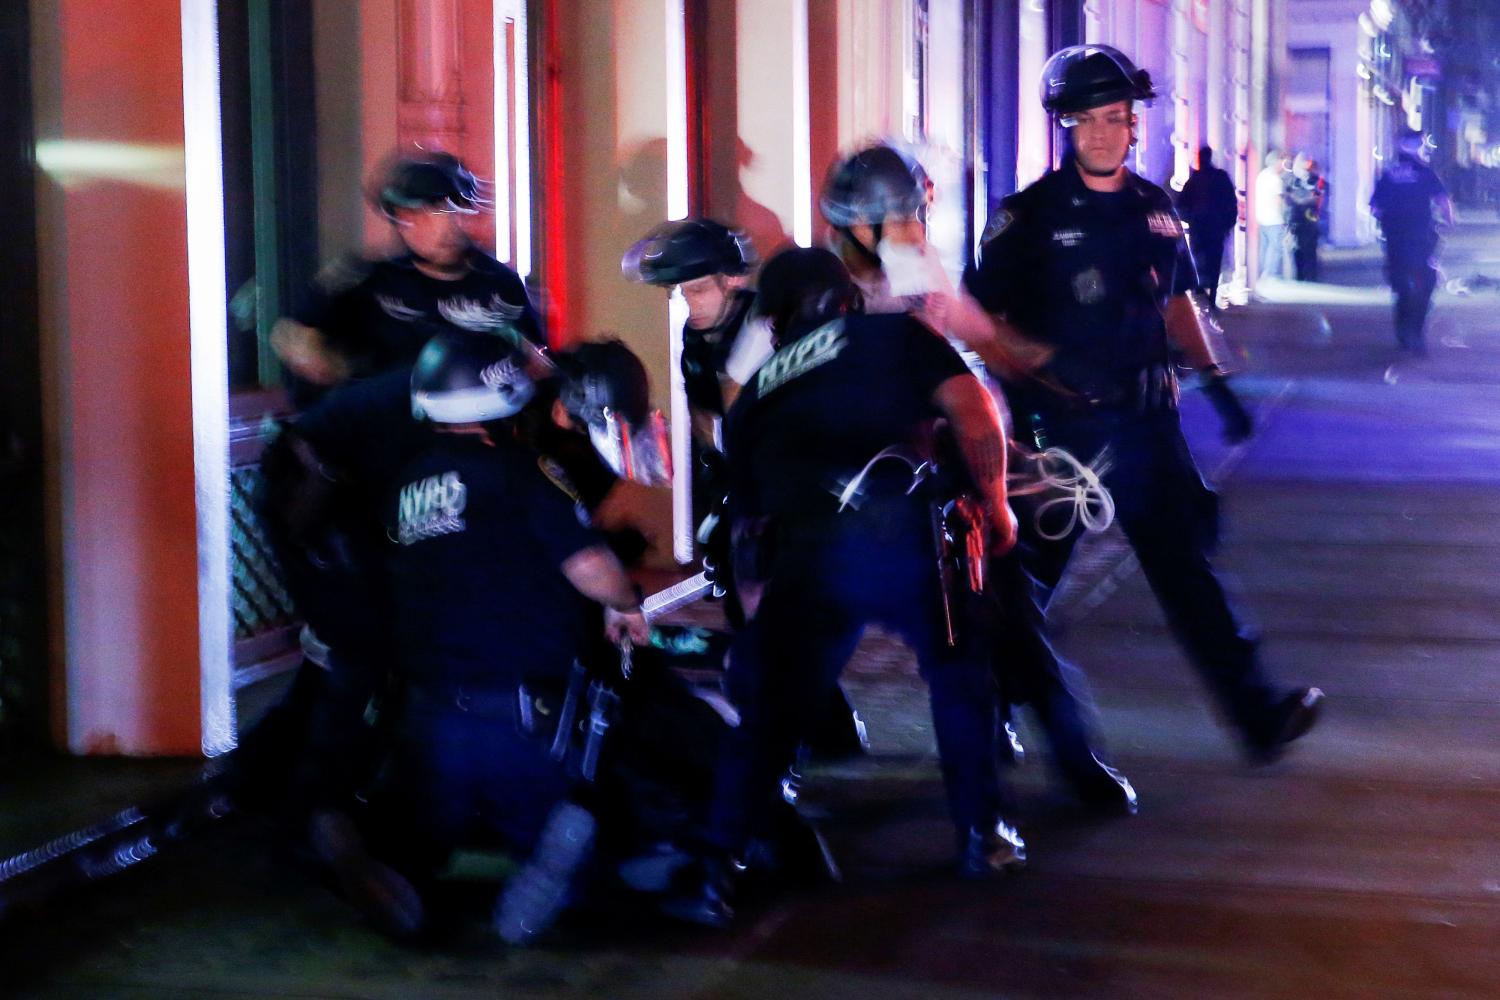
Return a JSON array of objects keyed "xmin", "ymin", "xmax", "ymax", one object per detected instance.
[
  {"xmin": 963, "ymin": 44, "xmax": 1323, "ymax": 767},
  {"xmin": 669, "ymin": 247, "xmax": 1023, "ymax": 928},
  {"xmin": 1178, "ymin": 145, "xmax": 1239, "ymax": 309},
  {"xmin": 1371, "ymin": 130, "xmax": 1454, "ymax": 355},
  {"xmin": 362, "ymin": 332, "xmax": 649, "ymax": 944},
  {"xmin": 272, "ymin": 150, "xmax": 543, "ymax": 397}
]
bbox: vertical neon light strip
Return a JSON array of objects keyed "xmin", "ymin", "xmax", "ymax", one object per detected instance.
[
  {"xmin": 513, "ymin": 0, "xmax": 533, "ymax": 277},
  {"xmin": 181, "ymin": 0, "xmax": 234, "ymax": 756},
  {"xmin": 493, "ymin": 3, "xmax": 513, "ymax": 263},
  {"xmin": 665, "ymin": 0, "xmax": 693, "ymax": 563},
  {"xmin": 790, "ymin": 0, "xmax": 812, "ymax": 247}
]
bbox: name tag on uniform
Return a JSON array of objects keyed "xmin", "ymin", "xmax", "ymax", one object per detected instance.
[{"xmin": 1052, "ymin": 228, "xmax": 1086, "ymax": 247}]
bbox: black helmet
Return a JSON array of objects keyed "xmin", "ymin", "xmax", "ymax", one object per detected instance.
[
  {"xmin": 1396, "ymin": 129, "xmax": 1426, "ymax": 158},
  {"xmin": 554, "ymin": 339, "xmax": 652, "ymax": 427},
  {"xmin": 756, "ymin": 247, "xmax": 861, "ymax": 345},
  {"xmin": 372, "ymin": 151, "xmax": 487, "ymax": 220},
  {"xmin": 411, "ymin": 331, "xmax": 534, "ymax": 423},
  {"xmin": 820, "ymin": 144, "xmax": 931, "ymax": 227},
  {"xmin": 622, "ymin": 219, "xmax": 756, "ymax": 286},
  {"xmin": 1039, "ymin": 45, "xmax": 1156, "ymax": 118}
]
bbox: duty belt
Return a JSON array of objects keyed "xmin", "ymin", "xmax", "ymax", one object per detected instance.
[{"xmin": 1082, "ymin": 363, "xmax": 1179, "ymax": 412}]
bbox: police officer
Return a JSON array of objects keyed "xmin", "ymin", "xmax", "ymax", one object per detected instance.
[
  {"xmin": 822, "ymin": 140, "xmax": 1132, "ymax": 796},
  {"xmin": 1371, "ymin": 131, "xmax": 1454, "ymax": 355},
  {"xmin": 364, "ymin": 332, "xmax": 650, "ymax": 944},
  {"xmin": 624, "ymin": 219, "xmax": 867, "ymax": 754},
  {"xmin": 963, "ymin": 44, "xmax": 1323, "ymax": 766},
  {"xmin": 623, "ymin": 219, "xmax": 770, "ymax": 444},
  {"xmin": 273, "ymin": 150, "xmax": 543, "ymax": 397},
  {"xmin": 1285, "ymin": 154, "xmax": 1326, "ymax": 282},
  {"xmin": 668, "ymin": 247, "xmax": 1023, "ymax": 928},
  {"xmin": 819, "ymin": 142, "xmax": 997, "ymax": 348}
]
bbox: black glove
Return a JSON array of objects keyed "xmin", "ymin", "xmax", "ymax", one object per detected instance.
[{"xmin": 1202, "ymin": 374, "xmax": 1254, "ymax": 443}]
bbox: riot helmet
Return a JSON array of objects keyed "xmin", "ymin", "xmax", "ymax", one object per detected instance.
[
  {"xmin": 622, "ymin": 219, "xmax": 756, "ymax": 287},
  {"xmin": 1039, "ymin": 44, "xmax": 1156, "ymax": 120},
  {"xmin": 1396, "ymin": 129, "xmax": 1427, "ymax": 160},
  {"xmin": 819, "ymin": 143, "xmax": 931, "ymax": 228},
  {"xmin": 554, "ymin": 339, "xmax": 652, "ymax": 428},
  {"xmin": 756, "ymin": 247, "xmax": 861, "ymax": 346},
  {"xmin": 411, "ymin": 330, "xmax": 535, "ymax": 423},
  {"xmin": 371, "ymin": 151, "xmax": 487, "ymax": 221}
]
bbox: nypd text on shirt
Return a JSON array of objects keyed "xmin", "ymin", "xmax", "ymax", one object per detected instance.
[
  {"xmin": 398, "ymin": 471, "xmax": 468, "ymax": 545},
  {"xmin": 756, "ymin": 321, "xmax": 848, "ymax": 395}
]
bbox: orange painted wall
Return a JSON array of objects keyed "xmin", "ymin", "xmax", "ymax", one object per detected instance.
[{"xmin": 31, "ymin": 0, "xmax": 204, "ymax": 755}]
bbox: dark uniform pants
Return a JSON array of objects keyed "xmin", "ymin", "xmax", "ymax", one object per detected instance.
[
  {"xmin": 1386, "ymin": 249, "xmax": 1439, "ymax": 352},
  {"xmin": 707, "ymin": 498, "xmax": 1005, "ymax": 856},
  {"xmin": 1002, "ymin": 404, "xmax": 1283, "ymax": 750},
  {"xmin": 1291, "ymin": 221, "xmax": 1321, "ymax": 282},
  {"xmin": 374, "ymin": 691, "xmax": 572, "ymax": 881},
  {"xmin": 1190, "ymin": 226, "xmax": 1231, "ymax": 308}
]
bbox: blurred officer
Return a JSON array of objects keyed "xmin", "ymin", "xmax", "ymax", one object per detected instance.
[
  {"xmin": 823, "ymin": 140, "xmax": 1130, "ymax": 795},
  {"xmin": 1285, "ymin": 153, "xmax": 1326, "ymax": 282},
  {"xmin": 623, "ymin": 219, "xmax": 770, "ymax": 445},
  {"xmin": 669, "ymin": 248, "xmax": 1024, "ymax": 928},
  {"xmin": 273, "ymin": 150, "xmax": 543, "ymax": 398},
  {"xmin": 819, "ymin": 141, "xmax": 998, "ymax": 351},
  {"xmin": 1371, "ymin": 131, "xmax": 1454, "ymax": 355},
  {"xmin": 1178, "ymin": 145, "xmax": 1239, "ymax": 309},
  {"xmin": 963, "ymin": 44, "xmax": 1323, "ymax": 767},
  {"xmin": 360, "ymin": 332, "xmax": 649, "ymax": 944},
  {"xmin": 624, "ymin": 219, "xmax": 867, "ymax": 754}
]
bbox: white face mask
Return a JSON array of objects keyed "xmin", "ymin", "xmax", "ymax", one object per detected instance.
[{"xmin": 877, "ymin": 238, "xmax": 951, "ymax": 298}]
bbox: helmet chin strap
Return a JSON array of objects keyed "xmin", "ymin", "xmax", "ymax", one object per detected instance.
[{"xmin": 838, "ymin": 224, "xmax": 884, "ymax": 270}]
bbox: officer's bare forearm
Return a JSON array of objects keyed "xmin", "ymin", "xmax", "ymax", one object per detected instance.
[
  {"xmin": 561, "ymin": 545, "xmax": 641, "ymax": 611},
  {"xmin": 962, "ymin": 308, "xmax": 1055, "ymax": 378},
  {"xmin": 1163, "ymin": 294, "xmax": 1224, "ymax": 372},
  {"xmin": 933, "ymin": 375, "xmax": 1008, "ymax": 514}
]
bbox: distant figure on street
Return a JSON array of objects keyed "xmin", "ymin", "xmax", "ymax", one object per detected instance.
[
  {"xmin": 1254, "ymin": 149, "xmax": 1287, "ymax": 282},
  {"xmin": 1370, "ymin": 131, "xmax": 1454, "ymax": 355},
  {"xmin": 1285, "ymin": 153, "xmax": 1326, "ymax": 282},
  {"xmin": 1178, "ymin": 145, "xmax": 1239, "ymax": 309}
]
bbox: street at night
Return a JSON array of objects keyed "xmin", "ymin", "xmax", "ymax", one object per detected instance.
[{"xmin": 5, "ymin": 219, "xmax": 1499, "ymax": 999}]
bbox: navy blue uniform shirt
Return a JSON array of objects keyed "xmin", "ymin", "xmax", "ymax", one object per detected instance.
[
  {"xmin": 299, "ymin": 250, "xmax": 542, "ymax": 382},
  {"xmin": 383, "ymin": 433, "xmax": 601, "ymax": 688},
  {"xmin": 964, "ymin": 156, "xmax": 1196, "ymax": 401},
  {"xmin": 723, "ymin": 312, "xmax": 969, "ymax": 520},
  {"xmin": 1370, "ymin": 156, "xmax": 1448, "ymax": 258}
]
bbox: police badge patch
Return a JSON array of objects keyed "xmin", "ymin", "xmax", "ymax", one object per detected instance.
[
  {"xmin": 1073, "ymin": 268, "xmax": 1106, "ymax": 305},
  {"xmin": 981, "ymin": 210, "xmax": 1013, "ymax": 246}
]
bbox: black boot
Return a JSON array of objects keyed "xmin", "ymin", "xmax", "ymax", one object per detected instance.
[
  {"xmin": 1247, "ymin": 687, "xmax": 1324, "ymax": 764},
  {"xmin": 957, "ymin": 820, "xmax": 1027, "ymax": 879},
  {"xmin": 658, "ymin": 852, "xmax": 736, "ymax": 929},
  {"xmin": 1070, "ymin": 759, "xmax": 1138, "ymax": 816}
]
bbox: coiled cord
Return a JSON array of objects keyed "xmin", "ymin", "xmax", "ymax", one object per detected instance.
[{"xmin": 1006, "ymin": 442, "xmax": 1116, "ymax": 540}]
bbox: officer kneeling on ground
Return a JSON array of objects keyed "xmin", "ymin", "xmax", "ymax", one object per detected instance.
[
  {"xmin": 667, "ymin": 247, "xmax": 1024, "ymax": 929},
  {"xmin": 963, "ymin": 44, "xmax": 1322, "ymax": 765},
  {"xmin": 323, "ymin": 332, "xmax": 650, "ymax": 945}
]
